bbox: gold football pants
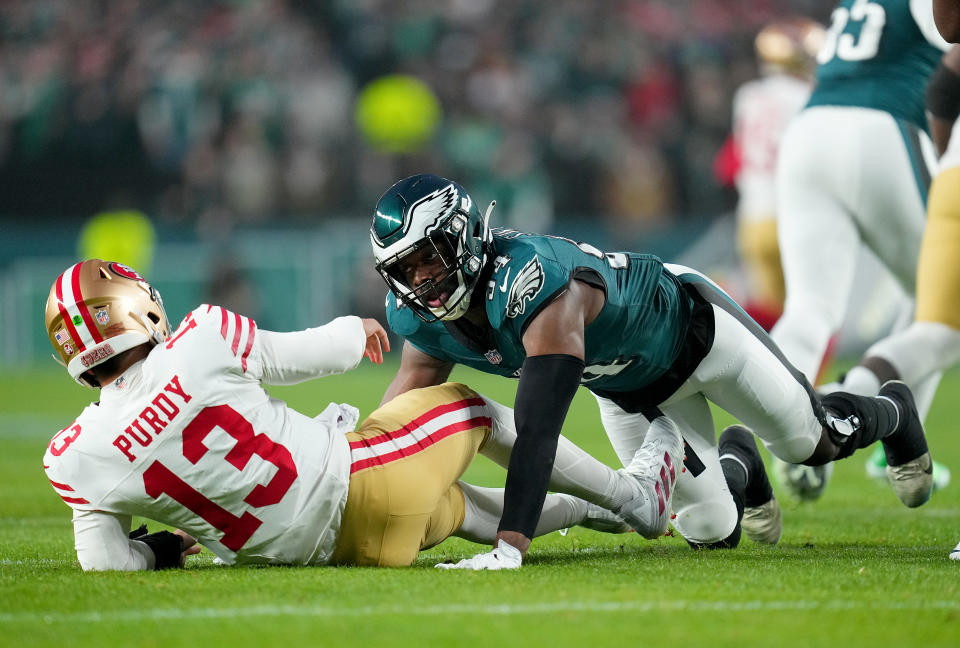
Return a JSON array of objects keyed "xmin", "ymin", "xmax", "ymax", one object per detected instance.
[
  {"xmin": 917, "ymin": 165, "xmax": 960, "ymax": 329},
  {"xmin": 331, "ymin": 383, "xmax": 491, "ymax": 567},
  {"xmin": 737, "ymin": 217, "xmax": 785, "ymax": 308}
]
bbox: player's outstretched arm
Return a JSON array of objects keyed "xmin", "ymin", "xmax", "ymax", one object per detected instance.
[
  {"xmin": 380, "ymin": 341, "xmax": 454, "ymax": 405},
  {"xmin": 257, "ymin": 315, "xmax": 368, "ymax": 385}
]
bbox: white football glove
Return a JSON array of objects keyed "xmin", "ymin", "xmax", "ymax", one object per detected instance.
[{"xmin": 434, "ymin": 540, "xmax": 522, "ymax": 570}]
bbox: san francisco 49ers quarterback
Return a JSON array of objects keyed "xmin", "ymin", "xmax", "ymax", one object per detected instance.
[{"xmin": 43, "ymin": 259, "xmax": 671, "ymax": 570}]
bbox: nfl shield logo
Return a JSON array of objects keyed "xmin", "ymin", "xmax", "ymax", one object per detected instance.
[
  {"xmin": 484, "ymin": 349, "xmax": 503, "ymax": 365},
  {"xmin": 96, "ymin": 310, "xmax": 110, "ymax": 325}
]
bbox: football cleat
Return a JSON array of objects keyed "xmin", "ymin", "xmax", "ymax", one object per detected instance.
[
  {"xmin": 614, "ymin": 417, "xmax": 685, "ymax": 540},
  {"xmin": 866, "ymin": 442, "xmax": 951, "ymax": 492},
  {"xmin": 950, "ymin": 540, "xmax": 960, "ymax": 561},
  {"xmin": 865, "ymin": 445, "xmax": 887, "ymax": 480},
  {"xmin": 742, "ymin": 498, "xmax": 783, "ymax": 545},
  {"xmin": 877, "ymin": 381, "xmax": 933, "ymax": 508},
  {"xmin": 773, "ymin": 457, "xmax": 833, "ymax": 502}
]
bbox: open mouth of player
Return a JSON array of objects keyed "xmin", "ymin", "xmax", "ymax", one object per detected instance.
[
  {"xmin": 426, "ymin": 292, "xmax": 449, "ymax": 308},
  {"xmin": 420, "ymin": 274, "xmax": 458, "ymax": 310}
]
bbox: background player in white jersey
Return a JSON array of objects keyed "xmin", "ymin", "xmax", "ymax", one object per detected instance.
[
  {"xmin": 725, "ymin": 17, "xmax": 823, "ymax": 331},
  {"xmin": 42, "ymin": 259, "xmax": 682, "ymax": 571},
  {"xmin": 769, "ymin": 0, "xmax": 951, "ymax": 500}
]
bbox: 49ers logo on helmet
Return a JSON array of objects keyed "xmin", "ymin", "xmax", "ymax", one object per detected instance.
[{"xmin": 109, "ymin": 263, "xmax": 145, "ymax": 282}]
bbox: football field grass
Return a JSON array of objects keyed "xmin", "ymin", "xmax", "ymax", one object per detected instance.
[{"xmin": 1, "ymin": 360, "xmax": 958, "ymax": 647}]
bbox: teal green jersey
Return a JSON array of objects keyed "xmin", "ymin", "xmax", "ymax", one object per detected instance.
[
  {"xmin": 807, "ymin": 0, "xmax": 947, "ymax": 129},
  {"xmin": 386, "ymin": 229, "xmax": 712, "ymax": 398}
]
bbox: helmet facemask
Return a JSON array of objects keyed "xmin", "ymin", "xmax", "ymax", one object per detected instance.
[
  {"xmin": 371, "ymin": 174, "xmax": 493, "ymax": 323},
  {"xmin": 376, "ymin": 210, "xmax": 484, "ymax": 322}
]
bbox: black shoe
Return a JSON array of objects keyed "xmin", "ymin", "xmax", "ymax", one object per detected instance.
[
  {"xmin": 877, "ymin": 381, "xmax": 933, "ymax": 507},
  {"xmin": 719, "ymin": 425, "xmax": 781, "ymax": 544}
]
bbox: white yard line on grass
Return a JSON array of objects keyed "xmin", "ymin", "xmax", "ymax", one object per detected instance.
[{"xmin": 1, "ymin": 599, "xmax": 958, "ymax": 624}]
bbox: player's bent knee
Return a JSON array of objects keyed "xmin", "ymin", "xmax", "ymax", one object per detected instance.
[
  {"xmin": 765, "ymin": 434, "xmax": 818, "ymax": 465},
  {"xmin": 671, "ymin": 500, "xmax": 738, "ymax": 545}
]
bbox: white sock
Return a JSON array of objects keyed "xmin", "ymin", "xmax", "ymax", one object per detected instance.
[
  {"xmin": 911, "ymin": 370, "xmax": 942, "ymax": 421},
  {"xmin": 454, "ymin": 482, "xmax": 588, "ymax": 543},
  {"xmin": 478, "ymin": 394, "xmax": 634, "ymax": 509},
  {"xmin": 841, "ymin": 366, "xmax": 881, "ymax": 396},
  {"xmin": 866, "ymin": 321, "xmax": 960, "ymax": 388}
]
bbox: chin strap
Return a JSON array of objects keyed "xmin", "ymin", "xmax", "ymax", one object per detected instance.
[
  {"xmin": 476, "ymin": 199, "xmax": 497, "ymax": 271},
  {"xmin": 482, "ymin": 200, "xmax": 496, "ymax": 240}
]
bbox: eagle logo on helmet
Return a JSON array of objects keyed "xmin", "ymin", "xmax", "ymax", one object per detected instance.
[
  {"xmin": 506, "ymin": 256, "xmax": 544, "ymax": 318},
  {"xmin": 412, "ymin": 183, "xmax": 458, "ymax": 237}
]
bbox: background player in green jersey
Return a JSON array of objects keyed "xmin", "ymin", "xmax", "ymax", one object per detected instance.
[
  {"xmin": 369, "ymin": 173, "xmax": 934, "ymax": 570},
  {"xmin": 770, "ymin": 0, "xmax": 951, "ymax": 500},
  {"xmin": 821, "ymin": 39, "xmax": 960, "ymax": 560}
]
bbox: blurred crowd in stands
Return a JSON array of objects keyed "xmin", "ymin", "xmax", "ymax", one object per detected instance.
[{"xmin": 0, "ymin": 0, "xmax": 832, "ymax": 235}]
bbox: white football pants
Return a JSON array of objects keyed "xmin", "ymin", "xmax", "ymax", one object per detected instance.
[
  {"xmin": 771, "ymin": 106, "xmax": 936, "ymax": 382},
  {"xmin": 595, "ymin": 265, "xmax": 824, "ymax": 544}
]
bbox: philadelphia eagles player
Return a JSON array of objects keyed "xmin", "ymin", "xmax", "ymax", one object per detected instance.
[
  {"xmin": 370, "ymin": 173, "xmax": 934, "ymax": 570},
  {"xmin": 770, "ymin": 0, "xmax": 951, "ymax": 499},
  {"xmin": 825, "ymin": 43, "xmax": 960, "ymax": 560}
]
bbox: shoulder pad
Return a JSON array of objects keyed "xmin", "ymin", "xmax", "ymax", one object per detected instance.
[
  {"xmin": 174, "ymin": 305, "xmax": 258, "ymax": 367},
  {"xmin": 484, "ymin": 239, "xmax": 568, "ymax": 330},
  {"xmin": 385, "ymin": 292, "xmax": 423, "ymax": 337}
]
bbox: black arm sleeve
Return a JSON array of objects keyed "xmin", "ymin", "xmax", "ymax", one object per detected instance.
[
  {"xmin": 498, "ymin": 353, "xmax": 585, "ymax": 538},
  {"xmin": 927, "ymin": 61, "xmax": 960, "ymax": 121},
  {"xmin": 129, "ymin": 526, "xmax": 183, "ymax": 570}
]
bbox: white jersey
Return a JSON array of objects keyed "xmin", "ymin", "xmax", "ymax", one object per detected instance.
[
  {"xmin": 44, "ymin": 305, "xmax": 366, "ymax": 569},
  {"xmin": 732, "ymin": 73, "xmax": 812, "ymax": 221}
]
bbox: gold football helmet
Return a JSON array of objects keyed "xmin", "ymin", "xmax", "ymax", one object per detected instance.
[
  {"xmin": 45, "ymin": 259, "xmax": 170, "ymax": 387},
  {"xmin": 755, "ymin": 17, "xmax": 825, "ymax": 78}
]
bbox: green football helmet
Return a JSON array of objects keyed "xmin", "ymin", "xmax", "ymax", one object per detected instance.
[{"xmin": 370, "ymin": 174, "xmax": 492, "ymax": 322}]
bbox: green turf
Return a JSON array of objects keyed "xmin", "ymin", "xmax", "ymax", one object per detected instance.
[{"xmin": 1, "ymin": 361, "xmax": 958, "ymax": 647}]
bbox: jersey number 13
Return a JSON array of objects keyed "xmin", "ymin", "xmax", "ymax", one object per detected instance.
[{"xmin": 142, "ymin": 405, "xmax": 298, "ymax": 552}]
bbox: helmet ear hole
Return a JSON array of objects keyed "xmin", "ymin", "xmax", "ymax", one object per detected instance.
[{"xmin": 147, "ymin": 312, "xmax": 160, "ymax": 324}]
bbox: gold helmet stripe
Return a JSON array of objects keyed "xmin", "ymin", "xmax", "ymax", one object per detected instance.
[{"xmin": 54, "ymin": 262, "xmax": 104, "ymax": 352}]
